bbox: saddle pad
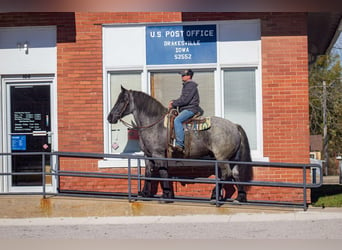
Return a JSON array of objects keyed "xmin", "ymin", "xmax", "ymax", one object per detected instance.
[
  {"xmin": 164, "ymin": 116, "xmax": 168, "ymax": 128},
  {"xmin": 185, "ymin": 117, "xmax": 211, "ymax": 131}
]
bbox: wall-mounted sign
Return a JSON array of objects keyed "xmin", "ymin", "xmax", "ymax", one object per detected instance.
[
  {"xmin": 146, "ymin": 24, "xmax": 217, "ymax": 65},
  {"xmin": 11, "ymin": 135, "xmax": 27, "ymax": 151}
]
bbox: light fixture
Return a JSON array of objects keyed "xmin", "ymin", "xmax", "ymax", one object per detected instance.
[
  {"xmin": 23, "ymin": 41, "xmax": 29, "ymax": 54},
  {"xmin": 17, "ymin": 41, "xmax": 29, "ymax": 54}
]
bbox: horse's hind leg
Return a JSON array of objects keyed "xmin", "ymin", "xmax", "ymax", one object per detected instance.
[
  {"xmin": 213, "ymin": 162, "xmax": 247, "ymax": 203},
  {"xmin": 223, "ymin": 183, "xmax": 236, "ymax": 200},
  {"xmin": 210, "ymin": 163, "xmax": 232, "ymax": 203},
  {"xmin": 232, "ymin": 165, "xmax": 248, "ymax": 202}
]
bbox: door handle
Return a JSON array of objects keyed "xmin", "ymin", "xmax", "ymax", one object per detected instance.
[{"xmin": 32, "ymin": 131, "xmax": 47, "ymax": 136}]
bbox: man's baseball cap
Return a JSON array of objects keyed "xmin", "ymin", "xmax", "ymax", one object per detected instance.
[{"xmin": 180, "ymin": 69, "xmax": 194, "ymax": 77}]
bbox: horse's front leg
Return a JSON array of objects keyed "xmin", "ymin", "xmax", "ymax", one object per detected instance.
[
  {"xmin": 139, "ymin": 159, "xmax": 158, "ymax": 198},
  {"xmin": 157, "ymin": 161, "xmax": 174, "ymax": 203}
]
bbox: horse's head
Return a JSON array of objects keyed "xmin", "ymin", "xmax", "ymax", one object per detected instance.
[{"xmin": 107, "ymin": 86, "xmax": 132, "ymax": 124}]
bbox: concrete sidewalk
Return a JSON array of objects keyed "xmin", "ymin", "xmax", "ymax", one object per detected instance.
[{"xmin": 323, "ymin": 175, "xmax": 340, "ymax": 184}]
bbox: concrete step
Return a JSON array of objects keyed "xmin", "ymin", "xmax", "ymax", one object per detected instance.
[{"xmin": 0, "ymin": 195, "xmax": 297, "ymax": 218}]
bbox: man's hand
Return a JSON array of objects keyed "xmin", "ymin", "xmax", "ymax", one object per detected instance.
[{"xmin": 168, "ymin": 101, "xmax": 173, "ymax": 109}]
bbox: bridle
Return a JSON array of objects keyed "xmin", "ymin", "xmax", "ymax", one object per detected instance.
[
  {"xmin": 120, "ymin": 113, "xmax": 168, "ymax": 130},
  {"xmin": 117, "ymin": 90, "xmax": 168, "ymax": 130}
]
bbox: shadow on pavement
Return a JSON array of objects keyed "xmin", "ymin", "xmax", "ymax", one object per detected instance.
[{"xmin": 311, "ymin": 184, "xmax": 342, "ymax": 203}]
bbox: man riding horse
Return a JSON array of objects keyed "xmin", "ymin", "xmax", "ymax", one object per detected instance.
[
  {"xmin": 168, "ymin": 69, "xmax": 203, "ymax": 152},
  {"xmin": 107, "ymin": 80, "xmax": 252, "ymax": 203}
]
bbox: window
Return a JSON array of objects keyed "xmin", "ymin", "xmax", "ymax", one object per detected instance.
[
  {"xmin": 109, "ymin": 72, "xmax": 142, "ymax": 154},
  {"xmin": 223, "ymin": 68, "xmax": 257, "ymax": 150},
  {"xmin": 151, "ymin": 71, "xmax": 215, "ymax": 117},
  {"xmin": 103, "ymin": 20, "xmax": 264, "ymax": 165}
]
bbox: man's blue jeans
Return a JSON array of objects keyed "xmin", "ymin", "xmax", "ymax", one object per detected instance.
[{"xmin": 174, "ymin": 109, "xmax": 194, "ymax": 148}]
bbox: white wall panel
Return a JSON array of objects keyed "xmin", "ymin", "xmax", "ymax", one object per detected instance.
[
  {"xmin": 0, "ymin": 26, "xmax": 56, "ymax": 74},
  {"xmin": 218, "ymin": 20, "xmax": 261, "ymax": 65},
  {"xmin": 103, "ymin": 26, "xmax": 145, "ymax": 68}
]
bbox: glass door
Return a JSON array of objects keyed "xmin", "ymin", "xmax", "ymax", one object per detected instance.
[{"xmin": 7, "ymin": 82, "xmax": 53, "ymax": 190}]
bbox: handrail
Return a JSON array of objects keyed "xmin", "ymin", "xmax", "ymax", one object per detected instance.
[{"xmin": 0, "ymin": 151, "xmax": 323, "ymax": 210}]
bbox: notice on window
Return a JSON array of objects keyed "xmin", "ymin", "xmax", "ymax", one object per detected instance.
[
  {"xmin": 146, "ymin": 24, "xmax": 217, "ymax": 65},
  {"xmin": 11, "ymin": 135, "xmax": 27, "ymax": 151},
  {"xmin": 13, "ymin": 111, "xmax": 42, "ymax": 132}
]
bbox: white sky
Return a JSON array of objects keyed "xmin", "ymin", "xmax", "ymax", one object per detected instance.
[{"xmin": 331, "ymin": 32, "xmax": 342, "ymax": 61}]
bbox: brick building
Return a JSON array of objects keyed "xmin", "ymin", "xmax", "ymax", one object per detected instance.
[{"xmin": 0, "ymin": 12, "xmax": 341, "ymax": 203}]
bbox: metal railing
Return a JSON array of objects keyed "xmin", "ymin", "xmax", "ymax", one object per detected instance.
[{"xmin": 0, "ymin": 151, "xmax": 323, "ymax": 210}]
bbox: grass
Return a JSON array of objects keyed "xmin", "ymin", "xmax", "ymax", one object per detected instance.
[{"xmin": 311, "ymin": 184, "xmax": 342, "ymax": 207}]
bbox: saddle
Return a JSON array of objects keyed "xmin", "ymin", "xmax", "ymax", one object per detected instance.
[{"xmin": 166, "ymin": 109, "xmax": 211, "ymax": 158}]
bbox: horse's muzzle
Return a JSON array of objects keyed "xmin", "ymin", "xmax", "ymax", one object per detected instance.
[{"xmin": 107, "ymin": 113, "xmax": 119, "ymax": 124}]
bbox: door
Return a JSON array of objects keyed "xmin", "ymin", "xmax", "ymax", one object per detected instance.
[{"xmin": 6, "ymin": 81, "xmax": 54, "ymax": 191}]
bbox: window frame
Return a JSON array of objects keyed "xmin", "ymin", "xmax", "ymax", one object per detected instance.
[
  {"xmin": 101, "ymin": 69, "xmax": 146, "ymax": 168},
  {"xmin": 220, "ymin": 66, "xmax": 265, "ymax": 160}
]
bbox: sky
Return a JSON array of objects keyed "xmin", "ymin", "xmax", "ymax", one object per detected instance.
[{"xmin": 331, "ymin": 32, "xmax": 342, "ymax": 61}]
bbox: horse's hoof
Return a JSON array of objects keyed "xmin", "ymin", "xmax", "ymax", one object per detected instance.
[
  {"xmin": 234, "ymin": 197, "xmax": 247, "ymax": 203},
  {"xmin": 210, "ymin": 199, "xmax": 216, "ymax": 205},
  {"xmin": 210, "ymin": 195, "xmax": 224, "ymax": 204},
  {"xmin": 233, "ymin": 199, "xmax": 242, "ymax": 204},
  {"xmin": 210, "ymin": 200, "xmax": 223, "ymax": 206},
  {"xmin": 236, "ymin": 192, "xmax": 247, "ymax": 203},
  {"xmin": 159, "ymin": 199, "xmax": 174, "ymax": 204},
  {"xmin": 138, "ymin": 191, "xmax": 154, "ymax": 198}
]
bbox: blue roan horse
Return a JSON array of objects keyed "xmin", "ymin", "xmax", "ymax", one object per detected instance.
[{"xmin": 107, "ymin": 86, "xmax": 253, "ymax": 202}]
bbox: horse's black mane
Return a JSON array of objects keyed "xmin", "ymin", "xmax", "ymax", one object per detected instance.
[{"xmin": 131, "ymin": 90, "xmax": 167, "ymax": 117}]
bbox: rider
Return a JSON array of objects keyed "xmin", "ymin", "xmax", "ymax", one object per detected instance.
[{"xmin": 168, "ymin": 69, "xmax": 203, "ymax": 151}]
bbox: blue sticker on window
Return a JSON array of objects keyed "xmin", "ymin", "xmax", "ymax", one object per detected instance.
[{"xmin": 11, "ymin": 135, "xmax": 26, "ymax": 151}]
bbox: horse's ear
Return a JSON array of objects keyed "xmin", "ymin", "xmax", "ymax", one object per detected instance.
[{"xmin": 121, "ymin": 85, "xmax": 127, "ymax": 92}]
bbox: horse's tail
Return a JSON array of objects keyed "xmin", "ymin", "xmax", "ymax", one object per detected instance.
[{"xmin": 236, "ymin": 124, "xmax": 253, "ymax": 182}]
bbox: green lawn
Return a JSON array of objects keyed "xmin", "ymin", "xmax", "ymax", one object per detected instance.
[{"xmin": 311, "ymin": 184, "xmax": 342, "ymax": 207}]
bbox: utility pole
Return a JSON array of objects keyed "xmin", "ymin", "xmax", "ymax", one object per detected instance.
[{"xmin": 322, "ymin": 81, "xmax": 329, "ymax": 175}]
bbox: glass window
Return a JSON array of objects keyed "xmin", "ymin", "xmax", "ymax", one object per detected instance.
[
  {"xmin": 223, "ymin": 68, "xmax": 257, "ymax": 149},
  {"xmin": 109, "ymin": 72, "xmax": 142, "ymax": 154},
  {"xmin": 151, "ymin": 71, "xmax": 215, "ymax": 117}
]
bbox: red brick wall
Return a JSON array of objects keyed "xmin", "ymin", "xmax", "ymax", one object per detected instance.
[
  {"xmin": 0, "ymin": 12, "xmax": 311, "ymax": 203},
  {"xmin": 262, "ymin": 36, "xmax": 309, "ymax": 163},
  {"xmin": 258, "ymin": 13, "xmax": 310, "ymax": 203}
]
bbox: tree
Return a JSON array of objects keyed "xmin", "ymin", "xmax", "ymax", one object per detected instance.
[{"xmin": 309, "ymin": 54, "xmax": 342, "ymax": 175}]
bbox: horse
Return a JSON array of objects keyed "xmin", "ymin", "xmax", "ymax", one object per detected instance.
[{"xmin": 107, "ymin": 86, "xmax": 253, "ymax": 203}]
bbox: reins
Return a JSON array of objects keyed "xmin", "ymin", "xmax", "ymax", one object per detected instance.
[{"xmin": 119, "ymin": 111, "xmax": 168, "ymax": 130}]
